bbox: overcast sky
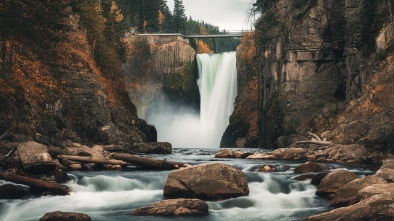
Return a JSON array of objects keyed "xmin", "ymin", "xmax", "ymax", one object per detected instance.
[{"xmin": 166, "ymin": 0, "xmax": 255, "ymax": 31}]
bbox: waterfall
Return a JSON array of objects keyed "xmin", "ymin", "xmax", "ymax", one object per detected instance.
[
  {"xmin": 197, "ymin": 52, "xmax": 237, "ymax": 147},
  {"xmin": 146, "ymin": 51, "xmax": 237, "ymax": 148}
]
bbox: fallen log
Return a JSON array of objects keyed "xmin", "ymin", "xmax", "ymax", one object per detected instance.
[
  {"xmin": 57, "ymin": 155, "xmax": 131, "ymax": 166},
  {"xmin": 111, "ymin": 153, "xmax": 188, "ymax": 170},
  {"xmin": 295, "ymin": 132, "xmax": 332, "ymax": 146},
  {"xmin": 0, "ymin": 172, "xmax": 70, "ymax": 195}
]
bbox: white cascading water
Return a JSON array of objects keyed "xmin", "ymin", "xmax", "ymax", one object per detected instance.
[
  {"xmin": 147, "ymin": 51, "xmax": 237, "ymax": 148},
  {"xmin": 197, "ymin": 51, "xmax": 237, "ymax": 148}
]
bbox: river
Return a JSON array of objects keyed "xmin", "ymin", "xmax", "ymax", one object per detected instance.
[{"xmin": 0, "ymin": 148, "xmax": 374, "ymax": 221}]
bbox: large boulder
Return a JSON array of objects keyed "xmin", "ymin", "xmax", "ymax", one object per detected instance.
[
  {"xmin": 294, "ymin": 162, "xmax": 329, "ymax": 174},
  {"xmin": 215, "ymin": 149, "xmax": 252, "ymax": 158},
  {"xmin": 330, "ymin": 175, "xmax": 388, "ymax": 207},
  {"xmin": 132, "ymin": 198, "xmax": 208, "ymax": 216},
  {"xmin": 39, "ymin": 211, "xmax": 92, "ymax": 221},
  {"xmin": 316, "ymin": 170, "xmax": 358, "ymax": 198},
  {"xmin": 322, "ymin": 144, "xmax": 369, "ymax": 163},
  {"xmin": 163, "ymin": 163, "xmax": 249, "ymax": 200},
  {"xmin": 303, "ymin": 184, "xmax": 394, "ymax": 221},
  {"xmin": 17, "ymin": 141, "xmax": 56, "ymax": 174}
]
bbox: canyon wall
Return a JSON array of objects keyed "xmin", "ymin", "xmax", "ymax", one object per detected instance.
[
  {"xmin": 123, "ymin": 34, "xmax": 199, "ymax": 119},
  {"xmin": 231, "ymin": 0, "xmax": 393, "ymax": 150}
]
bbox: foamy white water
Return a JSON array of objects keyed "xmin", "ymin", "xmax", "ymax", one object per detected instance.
[{"xmin": 147, "ymin": 52, "xmax": 237, "ymax": 148}]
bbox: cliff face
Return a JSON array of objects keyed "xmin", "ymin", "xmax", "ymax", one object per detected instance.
[
  {"xmin": 0, "ymin": 14, "xmax": 156, "ymax": 146},
  {"xmin": 254, "ymin": 0, "xmax": 394, "ymax": 150},
  {"xmin": 221, "ymin": 33, "xmax": 259, "ymax": 148},
  {"xmin": 124, "ymin": 34, "xmax": 199, "ymax": 119}
]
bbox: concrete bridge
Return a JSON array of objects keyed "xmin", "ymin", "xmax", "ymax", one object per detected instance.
[{"xmin": 136, "ymin": 31, "xmax": 253, "ymax": 39}]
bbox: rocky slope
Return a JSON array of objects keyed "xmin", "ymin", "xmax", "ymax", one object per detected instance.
[
  {"xmin": 250, "ymin": 0, "xmax": 394, "ymax": 154},
  {"xmin": 0, "ymin": 8, "xmax": 156, "ymax": 148}
]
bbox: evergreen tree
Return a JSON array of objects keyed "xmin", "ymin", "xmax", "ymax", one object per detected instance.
[{"xmin": 173, "ymin": 0, "xmax": 186, "ymax": 33}]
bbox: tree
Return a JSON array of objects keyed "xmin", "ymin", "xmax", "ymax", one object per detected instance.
[{"xmin": 173, "ymin": 0, "xmax": 186, "ymax": 33}]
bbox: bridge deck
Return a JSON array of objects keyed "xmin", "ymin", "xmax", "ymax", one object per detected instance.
[{"xmin": 137, "ymin": 32, "xmax": 251, "ymax": 38}]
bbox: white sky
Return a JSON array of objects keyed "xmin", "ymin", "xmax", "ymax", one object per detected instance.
[{"xmin": 166, "ymin": 0, "xmax": 255, "ymax": 31}]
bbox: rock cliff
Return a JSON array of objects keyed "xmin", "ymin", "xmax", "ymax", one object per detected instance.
[
  {"xmin": 253, "ymin": 0, "xmax": 394, "ymax": 151},
  {"xmin": 123, "ymin": 34, "xmax": 199, "ymax": 119},
  {"xmin": 0, "ymin": 14, "xmax": 156, "ymax": 146}
]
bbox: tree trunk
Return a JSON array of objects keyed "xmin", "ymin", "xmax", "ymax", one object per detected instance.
[
  {"xmin": 111, "ymin": 153, "xmax": 188, "ymax": 170},
  {"xmin": 57, "ymin": 155, "xmax": 131, "ymax": 166},
  {"xmin": 0, "ymin": 172, "xmax": 70, "ymax": 195}
]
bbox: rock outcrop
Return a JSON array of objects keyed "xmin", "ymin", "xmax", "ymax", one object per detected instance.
[
  {"xmin": 39, "ymin": 211, "xmax": 92, "ymax": 221},
  {"xmin": 132, "ymin": 198, "xmax": 208, "ymax": 216},
  {"xmin": 163, "ymin": 163, "xmax": 249, "ymax": 200}
]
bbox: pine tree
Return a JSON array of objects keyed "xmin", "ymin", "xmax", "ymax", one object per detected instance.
[{"xmin": 173, "ymin": 0, "xmax": 186, "ymax": 33}]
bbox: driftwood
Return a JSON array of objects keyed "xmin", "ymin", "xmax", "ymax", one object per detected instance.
[
  {"xmin": 295, "ymin": 132, "xmax": 333, "ymax": 146},
  {"xmin": 111, "ymin": 153, "xmax": 188, "ymax": 170},
  {"xmin": 0, "ymin": 172, "xmax": 70, "ymax": 195},
  {"xmin": 57, "ymin": 155, "xmax": 131, "ymax": 166}
]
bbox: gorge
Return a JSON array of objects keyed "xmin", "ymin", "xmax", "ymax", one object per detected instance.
[{"xmin": 0, "ymin": 0, "xmax": 393, "ymax": 221}]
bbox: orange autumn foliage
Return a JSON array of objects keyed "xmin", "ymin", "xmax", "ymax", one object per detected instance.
[{"xmin": 195, "ymin": 39, "xmax": 213, "ymax": 54}]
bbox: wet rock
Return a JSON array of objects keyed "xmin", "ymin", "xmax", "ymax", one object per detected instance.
[
  {"xmin": 164, "ymin": 163, "xmax": 249, "ymax": 200},
  {"xmin": 246, "ymin": 153, "xmax": 277, "ymax": 159},
  {"xmin": 294, "ymin": 162, "xmax": 330, "ymax": 174},
  {"xmin": 132, "ymin": 198, "xmax": 208, "ymax": 216},
  {"xmin": 304, "ymin": 183, "xmax": 394, "ymax": 221},
  {"xmin": 126, "ymin": 142, "xmax": 172, "ymax": 154},
  {"xmin": 66, "ymin": 144, "xmax": 106, "ymax": 158},
  {"xmin": 53, "ymin": 168, "xmax": 71, "ymax": 183},
  {"xmin": 0, "ymin": 184, "xmax": 29, "ymax": 199},
  {"xmin": 310, "ymin": 172, "xmax": 329, "ymax": 186},
  {"xmin": 375, "ymin": 158, "xmax": 394, "ymax": 182},
  {"xmin": 215, "ymin": 149, "xmax": 252, "ymax": 158},
  {"xmin": 330, "ymin": 175, "xmax": 388, "ymax": 207},
  {"xmin": 271, "ymin": 148, "xmax": 307, "ymax": 160},
  {"xmin": 257, "ymin": 165, "xmax": 277, "ymax": 172},
  {"xmin": 17, "ymin": 141, "xmax": 56, "ymax": 174},
  {"xmin": 39, "ymin": 211, "xmax": 92, "ymax": 221},
  {"xmin": 316, "ymin": 170, "xmax": 358, "ymax": 198}
]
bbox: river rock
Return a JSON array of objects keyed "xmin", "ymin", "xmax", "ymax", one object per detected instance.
[
  {"xmin": 17, "ymin": 141, "xmax": 56, "ymax": 174},
  {"xmin": 294, "ymin": 162, "xmax": 330, "ymax": 174},
  {"xmin": 330, "ymin": 175, "xmax": 388, "ymax": 207},
  {"xmin": 0, "ymin": 184, "xmax": 29, "ymax": 199},
  {"xmin": 316, "ymin": 169, "xmax": 358, "ymax": 198},
  {"xmin": 132, "ymin": 198, "xmax": 208, "ymax": 216},
  {"xmin": 310, "ymin": 172, "xmax": 329, "ymax": 186},
  {"xmin": 375, "ymin": 158, "xmax": 394, "ymax": 182},
  {"xmin": 304, "ymin": 183, "xmax": 394, "ymax": 221},
  {"xmin": 163, "ymin": 163, "xmax": 249, "ymax": 200},
  {"xmin": 271, "ymin": 148, "xmax": 307, "ymax": 160},
  {"xmin": 215, "ymin": 149, "xmax": 252, "ymax": 158},
  {"xmin": 39, "ymin": 211, "xmax": 92, "ymax": 221},
  {"xmin": 127, "ymin": 142, "xmax": 172, "ymax": 154},
  {"xmin": 257, "ymin": 164, "xmax": 277, "ymax": 172}
]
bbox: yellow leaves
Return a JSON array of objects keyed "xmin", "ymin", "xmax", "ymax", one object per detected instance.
[{"xmin": 195, "ymin": 39, "xmax": 213, "ymax": 54}]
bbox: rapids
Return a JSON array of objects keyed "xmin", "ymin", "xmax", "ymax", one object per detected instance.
[{"xmin": 0, "ymin": 148, "xmax": 374, "ymax": 221}]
